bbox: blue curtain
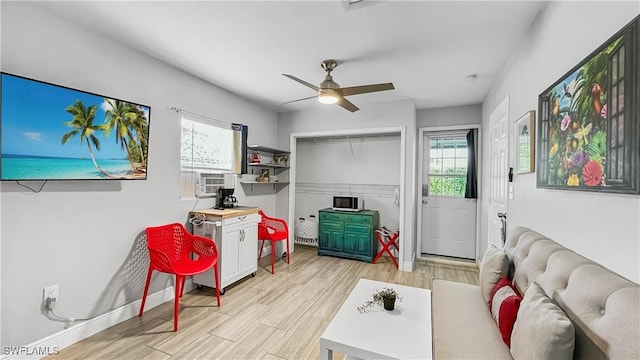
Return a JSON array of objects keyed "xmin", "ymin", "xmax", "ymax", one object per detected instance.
[
  {"xmin": 232, "ymin": 123, "xmax": 248, "ymax": 174},
  {"xmin": 465, "ymin": 129, "xmax": 477, "ymax": 199}
]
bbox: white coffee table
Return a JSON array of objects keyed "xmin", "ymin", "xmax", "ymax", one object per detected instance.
[{"xmin": 320, "ymin": 278, "xmax": 432, "ymax": 360}]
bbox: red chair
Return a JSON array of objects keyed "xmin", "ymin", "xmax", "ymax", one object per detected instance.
[
  {"xmin": 257, "ymin": 210, "xmax": 290, "ymax": 274},
  {"xmin": 139, "ymin": 223, "xmax": 221, "ymax": 331}
]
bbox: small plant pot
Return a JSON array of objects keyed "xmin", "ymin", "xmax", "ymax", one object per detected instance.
[{"xmin": 383, "ymin": 296, "xmax": 396, "ymax": 311}]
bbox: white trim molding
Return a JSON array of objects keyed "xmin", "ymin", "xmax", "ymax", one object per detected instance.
[
  {"xmin": 288, "ymin": 126, "xmax": 408, "ymax": 270},
  {"xmin": 416, "ymin": 124, "xmax": 482, "ymax": 261}
]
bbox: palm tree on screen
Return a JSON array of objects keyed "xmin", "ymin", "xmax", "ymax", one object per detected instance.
[
  {"xmin": 124, "ymin": 103, "xmax": 149, "ymax": 173},
  {"xmin": 103, "ymin": 98, "xmax": 138, "ymax": 171},
  {"xmin": 61, "ymin": 100, "xmax": 113, "ymax": 178}
]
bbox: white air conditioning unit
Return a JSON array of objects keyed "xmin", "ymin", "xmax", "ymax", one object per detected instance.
[{"xmin": 195, "ymin": 172, "xmax": 225, "ymax": 198}]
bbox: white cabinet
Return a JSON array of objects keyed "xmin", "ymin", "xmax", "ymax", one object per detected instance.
[
  {"xmin": 191, "ymin": 209, "xmax": 260, "ymax": 294},
  {"xmin": 220, "ymin": 214, "xmax": 258, "ymax": 287}
]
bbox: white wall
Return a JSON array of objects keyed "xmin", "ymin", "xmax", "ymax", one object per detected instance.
[
  {"xmin": 294, "ymin": 135, "xmax": 402, "ymax": 229},
  {"xmin": 277, "ymin": 99, "xmax": 417, "ymax": 269},
  {"xmin": 417, "ymin": 104, "xmax": 481, "ymax": 128},
  {"xmin": 0, "ymin": 2, "xmax": 278, "ymax": 347},
  {"xmin": 481, "ymin": 2, "xmax": 640, "ymax": 282}
]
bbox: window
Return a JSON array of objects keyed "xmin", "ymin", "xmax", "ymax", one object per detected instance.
[
  {"xmin": 181, "ymin": 117, "xmax": 234, "ymax": 172},
  {"xmin": 180, "ymin": 116, "xmax": 238, "ymax": 199},
  {"xmin": 428, "ymin": 136, "xmax": 468, "ymax": 197}
]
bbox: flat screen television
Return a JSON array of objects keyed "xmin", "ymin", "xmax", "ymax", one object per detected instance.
[{"xmin": 1, "ymin": 72, "xmax": 151, "ymax": 180}]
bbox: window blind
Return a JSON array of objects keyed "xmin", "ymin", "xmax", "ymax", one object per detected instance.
[{"xmin": 181, "ymin": 117, "xmax": 234, "ymax": 172}]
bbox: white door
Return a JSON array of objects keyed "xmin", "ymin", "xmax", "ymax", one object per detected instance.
[
  {"xmin": 489, "ymin": 97, "xmax": 509, "ymax": 248},
  {"xmin": 421, "ymin": 133, "xmax": 477, "ymax": 259}
]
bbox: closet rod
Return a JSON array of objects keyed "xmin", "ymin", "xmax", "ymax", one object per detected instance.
[{"xmin": 169, "ymin": 106, "xmax": 230, "ymax": 127}]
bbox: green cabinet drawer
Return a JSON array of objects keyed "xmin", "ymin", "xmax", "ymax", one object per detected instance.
[
  {"xmin": 343, "ymin": 214, "xmax": 372, "ymax": 224},
  {"xmin": 319, "ymin": 212, "xmax": 343, "ymax": 222},
  {"xmin": 345, "ymin": 223, "xmax": 371, "ymax": 235},
  {"xmin": 319, "ymin": 211, "xmax": 373, "ymax": 224}
]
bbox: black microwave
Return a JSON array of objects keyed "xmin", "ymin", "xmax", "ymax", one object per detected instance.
[{"xmin": 333, "ymin": 196, "xmax": 363, "ymax": 212}]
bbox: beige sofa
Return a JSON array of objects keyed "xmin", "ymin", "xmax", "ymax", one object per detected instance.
[{"xmin": 431, "ymin": 226, "xmax": 640, "ymax": 359}]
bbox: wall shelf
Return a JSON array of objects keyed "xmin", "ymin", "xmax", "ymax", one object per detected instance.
[
  {"xmin": 240, "ymin": 181, "xmax": 289, "ymax": 192},
  {"xmin": 247, "ymin": 144, "xmax": 290, "ymax": 155},
  {"xmin": 248, "ymin": 163, "xmax": 289, "ymax": 169},
  {"xmin": 240, "ymin": 181, "xmax": 290, "ymax": 185},
  {"xmin": 245, "ymin": 144, "xmax": 290, "ymax": 194}
]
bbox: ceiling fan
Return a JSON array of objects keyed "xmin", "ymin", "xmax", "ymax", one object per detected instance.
[{"xmin": 281, "ymin": 59, "xmax": 395, "ymax": 112}]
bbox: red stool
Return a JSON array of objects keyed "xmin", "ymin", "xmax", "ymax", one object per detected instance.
[{"xmin": 373, "ymin": 227, "xmax": 399, "ymax": 268}]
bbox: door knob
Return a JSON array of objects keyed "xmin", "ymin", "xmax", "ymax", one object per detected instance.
[{"xmin": 422, "ymin": 200, "xmax": 428, "ymax": 204}]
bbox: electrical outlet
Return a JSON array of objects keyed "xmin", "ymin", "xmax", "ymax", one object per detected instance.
[{"xmin": 43, "ymin": 285, "xmax": 59, "ymax": 302}]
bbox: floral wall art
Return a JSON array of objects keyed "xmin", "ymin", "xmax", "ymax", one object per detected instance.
[{"xmin": 537, "ymin": 15, "xmax": 639, "ymax": 194}]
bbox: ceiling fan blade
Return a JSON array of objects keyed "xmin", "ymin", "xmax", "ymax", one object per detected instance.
[
  {"xmin": 340, "ymin": 83, "xmax": 395, "ymax": 96},
  {"xmin": 337, "ymin": 97, "xmax": 359, "ymax": 112},
  {"xmin": 277, "ymin": 96, "xmax": 316, "ymax": 106},
  {"xmin": 283, "ymin": 74, "xmax": 319, "ymax": 91}
]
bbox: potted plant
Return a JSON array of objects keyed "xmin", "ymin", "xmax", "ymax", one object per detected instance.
[{"xmin": 357, "ymin": 287, "xmax": 403, "ymax": 312}]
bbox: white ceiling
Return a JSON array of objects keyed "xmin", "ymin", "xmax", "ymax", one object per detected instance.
[{"xmin": 39, "ymin": 1, "xmax": 547, "ymax": 113}]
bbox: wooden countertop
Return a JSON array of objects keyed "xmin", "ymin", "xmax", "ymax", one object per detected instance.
[{"xmin": 190, "ymin": 207, "xmax": 260, "ymax": 218}]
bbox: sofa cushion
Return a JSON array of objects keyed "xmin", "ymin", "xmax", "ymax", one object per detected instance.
[
  {"xmin": 432, "ymin": 279, "xmax": 512, "ymax": 359},
  {"xmin": 479, "ymin": 244, "xmax": 509, "ymax": 304},
  {"xmin": 510, "ymin": 282, "xmax": 575, "ymax": 360},
  {"xmin": 489, "ymin": 276, "xmax": 522, "ymax": 347}
]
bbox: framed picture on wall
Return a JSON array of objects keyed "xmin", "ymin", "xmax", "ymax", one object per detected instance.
[
  {"xmin": 515, "ymin": 110, "xmax": 535, "ymax": 174},
  {"xmin": 536, "ymin": 15, "xmax": 639, "ymax": 194}
]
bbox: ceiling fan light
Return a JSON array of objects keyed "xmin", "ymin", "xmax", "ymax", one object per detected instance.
[{"xmin": 318, "ymin": 91, "xmax": 339, "ymax": 104}]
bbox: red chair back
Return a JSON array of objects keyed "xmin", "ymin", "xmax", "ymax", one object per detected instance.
[
  {"xmin": 258, "ymin": 210, "xmax": 288, "ymax": 240},
  {"xmin": 145, "ymin": 223, "xmax": 194, "ymax": 273}
]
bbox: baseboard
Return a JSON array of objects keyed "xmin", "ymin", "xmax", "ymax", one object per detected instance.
[
  {"xmin": 401, "ymin": 252, "xmax": 415, "ymax": 272},
  {"xmin": 419, "ymin": 254, "xmax": 478, "ymax": 269},
  {"xmin": 1, "ymin": 283, "xmax": 191, "ymax": 360},
  {"xmin": 258, "ymin": 243, "xmax": 273, "ymax": 259},
  {"xmin": 258, "ymin": 243, "xmax": 290, "ymax": 259}
]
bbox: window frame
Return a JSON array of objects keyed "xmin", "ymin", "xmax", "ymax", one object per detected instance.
[
  {"xmin": 179, "ymin": 115, "xmax": 236, "ymax": 200},
  {"xmin": 426, "ymin": 132, "xmax": 469, "ymax": 198}
]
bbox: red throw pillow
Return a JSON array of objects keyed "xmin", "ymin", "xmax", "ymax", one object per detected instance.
[{"xmin": 488, "ymin": 276, "xmax": 522, "ymax": 347}]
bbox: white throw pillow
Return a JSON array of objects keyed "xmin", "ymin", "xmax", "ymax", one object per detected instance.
[
  {"xmin": 479, "ymin": 244, "xmax": 509, "ymax": 304},
  {"xmin": 510, "ymin": 282, "xmax": 575, "ymax": 360}
]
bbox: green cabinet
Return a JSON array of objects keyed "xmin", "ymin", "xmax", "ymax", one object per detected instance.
[{"xmin": 318, "ymin": 208, "xmax": 379, "ymax": 262}]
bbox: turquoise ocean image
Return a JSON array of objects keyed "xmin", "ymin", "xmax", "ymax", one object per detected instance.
[
  {"xmin": 2, "ymin": 154, "xmax": 134, "ymax": 180},
  {"xmin": 1, "ymin": 73, "xmax": 150, "ymax": 180}
]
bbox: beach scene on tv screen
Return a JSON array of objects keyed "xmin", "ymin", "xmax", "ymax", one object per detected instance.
[{"xmin": 1, "ymin": 74, "xmax": 150, "ymax": 180}]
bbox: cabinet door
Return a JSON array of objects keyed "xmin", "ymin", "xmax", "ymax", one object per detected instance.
[
  {"xmin": 222, "ymin": 227, "xmax": 241, "ymax": 283},
  {"xmin": 238, "ymin": 221, "xmax": 257, "ymax": 274},
  {"xmin": 344, "ymin": 223, "xmax": 372, "ymax": 256},
  {"xmin": 319, "ymin": 220, "xmax": 343, "ymax": 251}
]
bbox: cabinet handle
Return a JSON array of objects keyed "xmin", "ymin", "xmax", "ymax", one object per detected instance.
[
  {"xmin": 240, "ymin": 229, "xmax": 245, "ymax": 242},
  {"xmin": 238, "ymin": 215, "xmax": 247, "ymax": 221}
]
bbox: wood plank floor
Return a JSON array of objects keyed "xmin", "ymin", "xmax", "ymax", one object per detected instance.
[{"xmin": 50, "ymin": 246, "xmax": 478, "ymax": 360}]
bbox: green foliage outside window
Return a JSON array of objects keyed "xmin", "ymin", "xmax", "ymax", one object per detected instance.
[
  {"xmin": 428, "ymin": 136, "xmax": 468, "ymax": 197},
  {"xmin": 429, "ymin": 168, "xmax": 467, "ymax": 196}
]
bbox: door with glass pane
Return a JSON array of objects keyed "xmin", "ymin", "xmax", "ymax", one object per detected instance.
[{"xmin": 421, "ymin": 134, "xmax": 477, "ymax": 259}]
